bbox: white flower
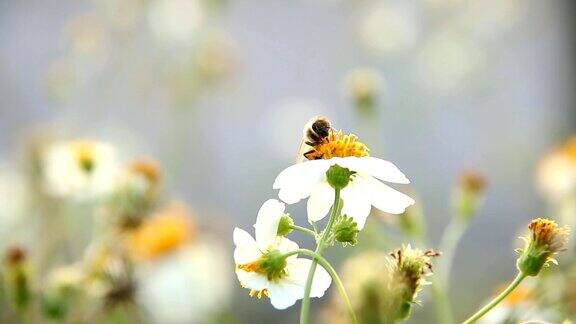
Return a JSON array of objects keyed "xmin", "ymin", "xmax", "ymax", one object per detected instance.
[
  {"xmin": 42, "ymin": 140, "xmax": 120, "ymax": 200},
  {"xmin": 233, "ymin": 199, "xmax": 331, "ymax": 310},
  {"xmin": 137, "ymin": 242, "xmax": 231, "ymax": 324},
  {"xmin": 273, "ymin": 157, "xmax": 414, "ymax": 229}
]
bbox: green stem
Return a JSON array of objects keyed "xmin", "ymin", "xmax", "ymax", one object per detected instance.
[
  {"xmin": 433, "ymin": 218, "xmax": 467, "ymax": 324},
  {"xmin": 290, "ymin": 225, "xmax": 317, "ymax": 239},
  {"xmin": 300, "ymin": 189, "xmax": 341, "ymax": 324},
  {"xmin": 462, "ymin": 272, "xmax": 527, "ymax": 324},
  {"xmin": 283, "ymin": 249, "xmax": 357, "ymax": 324}
]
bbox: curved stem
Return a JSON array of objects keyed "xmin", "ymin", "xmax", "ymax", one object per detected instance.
[
  {"xmin": 290, "ymin": 225, "xmax": 317, "ymax": 239},
  {"xmin": 462, "ymin": 272, "xmax": 527, "ymax": 324},
  {"xmin": 284, "ymin": 249, "xmax": 358, "ymax": 324},
  {"xmin": 300, "ymin": 189, "xmax": 341, "ymax": 324}
]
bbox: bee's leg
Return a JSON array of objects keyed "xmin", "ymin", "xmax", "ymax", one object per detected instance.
[{"xmin": 303, "ymin": 149, "xmax": 315, "ymax": 160}]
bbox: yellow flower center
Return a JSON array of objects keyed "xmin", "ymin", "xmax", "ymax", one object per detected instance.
[
  {"xmin": 305, "ymin": 130, "xmax": 370, "ymax": 160},
  {"xmin": 249, "ymin": 289, "xmax": 269, "ymax": 299},
  {"xmin": 72, "ymin": 141, "xmax": 96, "ymax": 173},
  {"xmin": 129, "ymin": 204, "xmax": 193, "ymax": 260}
]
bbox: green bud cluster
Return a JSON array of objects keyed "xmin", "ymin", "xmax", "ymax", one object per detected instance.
[
  {"xmin": 326, "ymin": 164, "xmax": 356, "ymax": 190},
  {"xmin": 332, "ymin": 215, "xmax": 359, "ymax": 246},
  {"xmin": 260, "ymin": 250, "xmax": 288, "ymax": 281},
  {"xmin": 277, "ymin": 214, "xmax": 294, "ymax": 236}
]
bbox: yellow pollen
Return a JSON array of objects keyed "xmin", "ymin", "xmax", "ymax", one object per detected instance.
[
  {"xmin": 249, "ymin": 289, "xmax": 270, "ymax": 299},
  {"xmin": 238, "ymin": 261, "xmax": 262, "ymax": 273},
  {"xmin": 306, "ymin": 130, "xmax": 369, "ymax": 160}
]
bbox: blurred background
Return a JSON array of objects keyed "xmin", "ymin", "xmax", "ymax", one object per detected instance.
[{"xmin": 0, "ymin": 0, "xmax": 575, "ymax": 323}]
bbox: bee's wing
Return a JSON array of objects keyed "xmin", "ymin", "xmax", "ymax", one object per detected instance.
[{"xmin": 295, "ymin": 138, "xmax": 309, "ymax": 163}]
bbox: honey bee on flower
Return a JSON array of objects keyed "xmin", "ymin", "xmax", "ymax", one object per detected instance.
[{"xmin": 275, "ymin": 116, "xmax": 414, "ymax": 229}]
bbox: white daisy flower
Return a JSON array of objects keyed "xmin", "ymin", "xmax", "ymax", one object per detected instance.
[
  {"xmin": 273, "ymin": 131, "xmax": 414, "ymax": 229},
  {"xmin": 42, "ymin": 140, "xmax": 120, "ymax": 200},
  {"xmin": 233, "ymin": 199, "xmax": 332, "ymax": 310}
]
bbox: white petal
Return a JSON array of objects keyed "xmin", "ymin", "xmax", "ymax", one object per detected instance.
[
  {"xmin": 254, "ymin": 199, "xmax": 285, "ymax": 250},
  {"xmin": 340, "ymin": 179, "xmax": 372, "ymax": 230},
  {"xmin": 307, "ymin": 182, "xmax": 335, "ymax": 223},
  {"xmin": 276, "ymin": 237, "xmax": 299, "ymax": 260},
  {"xmin": 337, "ymin": 157, "xmax": 410, "ymax": 184},
  {"xmin": 273, "ymin": 160, "xmax": 329, "ymax": 204},
  {"xmin": 288, "ymin": 258, "xmax": 332, "ymax": 299},
  {"xmin": 268, "ymin": 281, "xmax": 304, "ymax": 310},
  {"xmin": 366, "ymin": 177, "xmax": 415, "ymax": 214},
  {"xmin": 233, "ymin": 228, "xmax": 261, "ymax": 264},
  {"xmin": 235, "ymin": 269, "xmax": 268, "ymax": 291}
]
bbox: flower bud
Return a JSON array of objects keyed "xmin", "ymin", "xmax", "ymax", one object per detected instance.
[
  {"xmin": 277, "ymin": 214, "xmax": 294, "ymax": 236},
  {"xmin": 326, "ymin": 164, "xmax": 356, "ymax": 190},
  {"xmin": 398, "ymin": 204, "xmax": 424, "ymax": 239},
  {"xmin": 517, "ymin": 218, "xmax": 569, "ymax": 276},
  {"xmin": 332, "ymin": 215, "xmax": 359, "ymax": 246},
  {"xmin": 3, "ymin": 247, "xmax": 30, "ymax": 312},
  {"xmin": 329, "ymin": 246, "xmax": 439, "ymax": 323},
  {"xmin": 345, "ymin": 68, "xmax": 382, "ymax": 112},
  {"xmin": 452, "ymin": 170, "xmax": 487, "ymax": 221}
]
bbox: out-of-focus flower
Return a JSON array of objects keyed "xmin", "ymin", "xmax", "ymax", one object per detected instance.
[
  {"xmin": 137, "ymin": 241, "xmax": 232, "ymax": 323},
  {"xmin": 42, "ymin": 140, "xmax": 120, "ymax": 200},
  {"xmin": 233, "ymin": 202, "xmax": 331, "ymax": 309},
  {"xmin": 3, "ymin": 247, "xmax": 31, "ymax": 312},
  {"xmin": 104, "ymin": 159, "xmax": 162, "ymax": 230},
  {"xmin": 195, "ymin": 31, "xmax": 236, "ymax": 82},
  {"xmin": 345, "ymin": 68, "xmax": 383, "ymax": 111},
  {"xmin": 97, "ymin": 0, "xmax": 144, "ymax": 31},
  {"xmin": 129, "ymin": 203, "xmax": 194, "ymax": 260},
  {"xmin": 41, "ymin": 264, "xmax": 85, "ymax": 320},
  {"xmin": 274, "ymin": 130, "xmax": 414, "ymax": 229},
  {"xmin": 64, "ymin": 13, "xmax": 110, "ymax": 71},
  {"xmin": 358, "ymin": 2, "xmax": 419, "ymax": 55},
  {"xmin": 0, "ymin": 165, "xmax": 30, "ymax": 249},
  {"xmin": 147, "ymin": 0, "xmax": 204, "ymax": 45},
  {"xmin": 517, "ymin": 218, "xmax": 569, "ymax": 276},
  {"xmin": 327, "ymin": 246, "xmax": 438, "ymax": 323},
  {"xmin": 537, "ymin": 138, "xmax": 576, "ymax": 203},
  {"xmin": 478, "ymin": 283, "xmax": 559, "ymax": 323},
  {"xmin": 453, "ymin": 169, "xmax": 487, "ymax": 221},
  {"xmin": 416, "ymin": 27, "xmax": 485, "ymax": 94}
]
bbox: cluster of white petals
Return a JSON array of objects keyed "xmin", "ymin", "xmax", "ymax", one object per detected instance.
[
  {"xmin": 233, "ymin": 199, "xmax": 331, "ymax": 309},
  {"xmin": 273, "ymin": 157, "xmax": 414, "ymax": 229}
]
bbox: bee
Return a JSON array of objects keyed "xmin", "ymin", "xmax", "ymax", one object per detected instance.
[{"xmin": 296, "ymin": 116, "xmax": 333, "ymax": 163}]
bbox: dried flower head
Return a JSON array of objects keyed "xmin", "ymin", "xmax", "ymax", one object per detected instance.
[
  {"xmin": 517, "ymin": 218, "xmax": 570, "ymax": 276},
  {"xmin": 332, "ymin": 246, "xmax": 439, "ymax": 323}
]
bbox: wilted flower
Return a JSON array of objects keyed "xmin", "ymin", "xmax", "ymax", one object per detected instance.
[
  {"xmin": 517, "ymin": 218, "xmax": 569, "ymax": 276},
  {"xmin": 42, "ymin": 140, "xmax": 120, "ymax": 200},
  {"xmin": 453, "ymin": 169, "xmax": 487, "ymax": 220},
  {"xmin": 537, "ymin": 137, "xmax": 576, "ymax": 202},
  {"xmin": 129, "ymin": 203, "xmax": 194, "ymax": 260},
  {"xmin": 274, "ymin": 129, "xmax": 414, "ymax": 229},
  {"xmin": 328, "ymin": 246, "xmax": 438, "ymax": 323},
  {"xmin": 233, "ymin": 200, "xmax": 331, "ymax": 309}
]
